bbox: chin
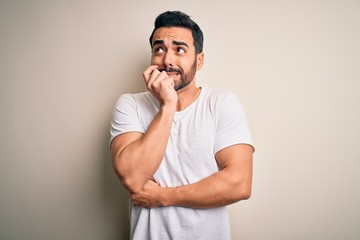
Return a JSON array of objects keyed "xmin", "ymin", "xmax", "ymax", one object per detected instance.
[{"xmin": 174, "ymin": 81, "xmax": 192, "ymax": 92}]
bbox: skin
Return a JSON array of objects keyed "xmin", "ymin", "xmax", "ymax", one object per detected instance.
[{"xmin": 111, "ymin": 27, "xmax": 253, "ymax": 209}]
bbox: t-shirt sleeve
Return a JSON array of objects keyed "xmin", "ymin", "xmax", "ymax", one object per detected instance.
[
  {"xmin": 214, "ymin": 93, "xmax": 254, "ymax": 154},
  {"xmin": 110, "ymin": 94, "xmax": 145, "ymax": 145}
]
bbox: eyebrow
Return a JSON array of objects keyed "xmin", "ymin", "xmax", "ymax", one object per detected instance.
[
  {"xmin": 173, "ymin": 40, "xmax": 189, "ymax": 48},
  {"xmin": 152, "ymin": 40, "xmax": 189, "ymax": 48}
]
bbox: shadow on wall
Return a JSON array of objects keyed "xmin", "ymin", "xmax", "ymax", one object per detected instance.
[
  {"xmin": 99, "ymin": 54, "xmax": 149, "ymax": 239},
  {"xmin": 101, "ymin": 130, "xmax": 131, "ymax": 239}
]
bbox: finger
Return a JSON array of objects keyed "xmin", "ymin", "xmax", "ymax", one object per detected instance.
[
  {"xmin": 143, "ymin": 65, "xmax": 159, "ymax": 83},
  {"xmin": 147, "ymin": 69, "xmax": 162, "ymax": 90},
  {"xmin": 151, "ymin": 71, "xmax": 169, "ymax": 88},
  {"xmin": 158, "ymin": 76, "xmax": 174, "ymax": 89},
  {"xmin": 167, "ymin": 77, "xmax": 175, "ymax": 88}
]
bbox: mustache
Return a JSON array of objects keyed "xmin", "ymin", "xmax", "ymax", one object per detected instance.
[{"xmin": 158, "ymin": 67, "xmax": 182, "ymax": 74}]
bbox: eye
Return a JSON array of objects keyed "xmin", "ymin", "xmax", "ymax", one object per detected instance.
[
  {"xmin": 177, "ymin": 47, "xmax": 185, "ymax": 53},
  {"xmin": 153, "ymin": 47, "xmax": 164, "ymax": 53}
]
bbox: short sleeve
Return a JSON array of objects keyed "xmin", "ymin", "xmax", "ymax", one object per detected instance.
[
  {"xmin": 214, "ymin": 93, "xmax": 254, "ymax": 154},
  {"xmin": 110, "ymin": 94, "xmax": 145, "ymax": 145}
]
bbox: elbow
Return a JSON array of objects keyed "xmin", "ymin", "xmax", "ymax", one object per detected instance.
[
  {"xmin": 113, "ymin": 159, "xmax": 142, "ymax": 194},
  {"xmin": 121, "ymin": 176, "xmax": 142, "ymax": 194},
  {"xmin": 239, "ymin": 178, "xmax": 252, "ymax": 200},
  {"xmin": 224, "ymin": 186, "xmax": 251, "ymax": 206},
  {"xmin": 235, "ymin": 175, "xmax": 252, "ymax": 201},
  {"xmin": 232, "ymin": 182, "xmax": 252, "ymax": 202},
  {"xmin": 117, "ymin": 169, "xmax": 142, "ymax": 193},
  {"xmin": 232, "ymin": 187, "xmax": 251, "ymax": 202},
  {"xmin": 239, "ymin": 187, "xmax": 252, "ymax": 200}
]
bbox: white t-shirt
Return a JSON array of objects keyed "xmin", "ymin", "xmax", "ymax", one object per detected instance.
[{"xmin": 110, "ymin": 87, "xmax": 253, "ymax": 240}]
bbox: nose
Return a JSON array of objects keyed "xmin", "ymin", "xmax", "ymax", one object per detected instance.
[{"xmin": 164, "ymin": 51, "xmax": 174, "ymax": 67}]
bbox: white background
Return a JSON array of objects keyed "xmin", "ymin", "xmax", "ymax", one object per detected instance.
[{"xmin": 1, "ymin": 1, "xmax": 359, "ymax": 239}]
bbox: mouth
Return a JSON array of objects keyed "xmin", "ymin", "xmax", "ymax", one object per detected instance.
[
  {"xmin": 166, "ymin": 72, "xmax": 180, "ymax": 77},
  {"xmin": 158, "ymin": 68, "xmax": 182, "ymax": 76}
]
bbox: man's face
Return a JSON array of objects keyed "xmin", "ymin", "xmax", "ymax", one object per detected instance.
[{"xmin": 150, "ymin": 27, "xmax": 201, "ymax": 91}]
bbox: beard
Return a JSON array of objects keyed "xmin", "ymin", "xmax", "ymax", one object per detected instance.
[{"xmin": 159, "ymin": 59, "xmax": 197, "ymax": 91}]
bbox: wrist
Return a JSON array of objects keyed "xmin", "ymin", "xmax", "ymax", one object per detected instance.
[
  {"xmin": 160, "ymin": 103, "xmax": 176, "ymax": 114},
  {"xmin": 160, "ymin": 186, "xmax": 178, "ymax": 207}
]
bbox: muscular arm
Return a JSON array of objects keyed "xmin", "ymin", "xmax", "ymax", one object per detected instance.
[
  {"xmin": 111, "ymin": 106, "xmax": 174, "ymax": 193},
  {"xmin": 131, "ymin": 144, "xmax": 253, "ymax": 209},
  {"xmin": 111, "ymin": 66, "xmax": 177, "ymax": 193}
]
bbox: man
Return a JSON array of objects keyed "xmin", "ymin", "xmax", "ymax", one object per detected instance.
[{"xmin": 110, "ymin": 11, "xmax": 254, "ymax": 240}]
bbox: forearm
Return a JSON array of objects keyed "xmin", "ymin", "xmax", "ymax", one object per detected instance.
[
  {"xmin": 113, "ymin": 105, "xmax": 175, "ymax": 193},
  {"xmin": 160, "ymin": 168, "xmax": 252, "ymax": 209}
]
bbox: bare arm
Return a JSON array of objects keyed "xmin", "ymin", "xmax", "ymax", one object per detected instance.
[
  {"xmin": 131, "ymin": 144, "xmax": 253, "ymax": 209},
  {"xmin": 111, "ymin": 66, "xmax": 177, "ymax": 193},
  {"xmin": 111, "ymin": 106, "xmax": 174, "ymax": 193}
]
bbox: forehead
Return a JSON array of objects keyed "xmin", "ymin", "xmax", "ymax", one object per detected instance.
[{"xmin": 152, "ymin": 27, "xmax": 194, "ymax": 46}]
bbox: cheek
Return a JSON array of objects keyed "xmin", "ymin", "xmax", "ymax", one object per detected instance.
[
  {"xmin": 150, "ymin": 56, "xmax": 156, "ymax": 64},
  {"xmin": 151, "ymin": 55, "xmax": 162, "ymax": 65},
  {"xmin": 181, "ymin": 60, "xmax": 195, "ymax": 72}
]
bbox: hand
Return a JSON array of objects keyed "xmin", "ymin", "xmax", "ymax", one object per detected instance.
[
  {"xmin": 131, "ymin": 179, "xmax": 163, "ymax": 208},
  {"xmin": 143, "ymin": 65, "xmax": 178, "ymax": 108}
]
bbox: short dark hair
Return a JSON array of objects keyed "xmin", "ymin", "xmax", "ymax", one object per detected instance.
[{"xmin": 149, "ymin": 11, "xmax": 204, "ymax": 54}]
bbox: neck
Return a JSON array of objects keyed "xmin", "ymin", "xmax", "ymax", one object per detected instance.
[{"xmin": 176, "ymin": 81, "xmax": 201, "ymax": 111}]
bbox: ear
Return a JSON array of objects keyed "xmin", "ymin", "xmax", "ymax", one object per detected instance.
[{"xmin": 196, "ymin": 52, "xmax": 204, "ymax": 70}]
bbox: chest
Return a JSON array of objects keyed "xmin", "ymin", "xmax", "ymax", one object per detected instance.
[{"xmin": 156, "ymin": 108, "xmax": 219, "ymax": 186}]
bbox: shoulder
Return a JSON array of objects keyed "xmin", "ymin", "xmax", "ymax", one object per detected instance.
[
  {"xmin": 115, "ymin": 91, "xmax": 156, "ymax": 108},
  {"xmin": 116, "ymin": 91, "xmax": 152, "ymax": 102}
]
